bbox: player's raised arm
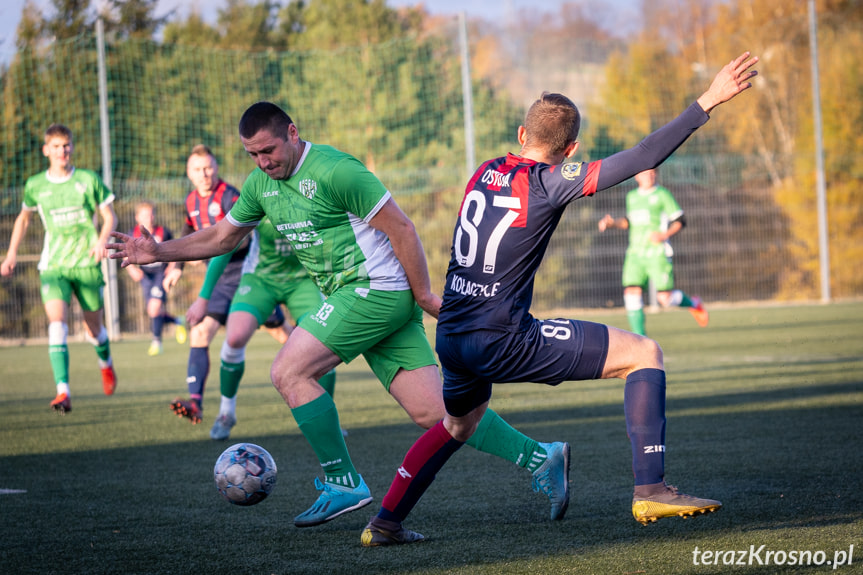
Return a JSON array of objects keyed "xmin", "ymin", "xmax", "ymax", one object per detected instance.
[
  {"xmin": 108, "ymin": 217, "xmax": 249, "ymax": 268},
  {"xmin": 594, "ymin": 51, "xmax": 758, "ymax": 192},
  {"xmin": 696, "ymin": 51, "xmax": 759, "ymax": 114}
]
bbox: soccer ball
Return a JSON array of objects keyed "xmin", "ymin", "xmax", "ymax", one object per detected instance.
[{"xmin": 214, "ymin": 443, "xmax": 277, "ymax": 506}]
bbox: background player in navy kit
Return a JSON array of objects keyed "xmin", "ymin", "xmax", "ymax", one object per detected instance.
[
  {"xmin": 360, "ymin": 51, "xmax": 758, "ymax": 546},
  {"xmin": 124, "ymin": 201, "xmax": 187, "ymax": 356},
  {"xmin": 165, "ymin": 144, "xmax": 250, "ymax": 424}
]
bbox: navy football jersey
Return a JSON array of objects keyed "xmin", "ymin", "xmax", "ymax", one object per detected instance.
[
  {"xmin": 437, "ymin": 154, "xmax": 601, "ymax": 334},
  {"xmin": 436, "ymin": 101, "xmax": 709, "ymax": 336}
]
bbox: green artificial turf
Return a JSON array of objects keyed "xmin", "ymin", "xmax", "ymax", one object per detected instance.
[{"xmin": 1, "ymin": 302, "xmax": 861, "ymax": 574}]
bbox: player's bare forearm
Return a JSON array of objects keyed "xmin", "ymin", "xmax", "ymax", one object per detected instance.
[
  {"xmin": 390, "ymin": 226, "xmax": 440, "ymax": 317},
  {"xmin": 8, "ymin": 211, "xmax": 31, "ymax": 254},
  {"xmin": 163, "ymin": 266, "xmax": 182, "ymax": 290},
  {"xmin": 599, "ymin": 215, "xmax": 628, "ymax": 232},
  {"xmin": 99, "ymin": 204, "xmax": 118, "ymax": 239},
  {"xmin": 402, "ymin": 242, "xmax": 441, "ymax": 318},
  {"xmin": 370, "ymin": 199, "xmax": 441, "ymax": 318},
  {"xmin": 186, "ymin": 297, "xmax": 209, "ymax": 327},
  {"xmin": 92, "ymin": 204, "xmax": 118, "ymax": 260},
  {"xmin": 108, "ymin": 218, "xmax": 245, "ymax": 267},
  {"xmin": 1, "ymin": 211, "xmax": 32, "ymax": 275},
  {"xmin": 125, "ymin": 265, "xmax": 143, "ymax": 283},
  {"xmin": 696, "ymin": 51, "xmax": 759, "ymax": 114}
]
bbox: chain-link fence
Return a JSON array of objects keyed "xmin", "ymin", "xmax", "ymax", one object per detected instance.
[{"xmin": 0, "ymin": 18, "xmax": 856, "ymax": 342}]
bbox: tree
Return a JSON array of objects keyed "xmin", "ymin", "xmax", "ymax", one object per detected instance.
[
  {"xmin": 13, "ymin": 0, "xmax": 43, "ymax": 50},
  {"xmin": 276, "ymin": 0, "xmax": 306, "ymax": 50},
  {"xmin": 162, "ymin": 10, "xmax": 221, "ymax": 48},
  {"xmin": 300, "ymin": 0, "xmax": 417, "ymax": 48},
  {"xmin": 100, "ymin": 0, "xmax": 172, "ymax": 40},
  {"xmin": 43, "ymin": 0, "xmax": 94, "ymax": 41},
  {"xmin": 772, "ymin": 3, "xmax": 863, "ymax": 298},
  {"xmin": 585, "ymin": 37, "xmax": 685, "ymax": 157},
  {"xmin": 218, "ymin": 0, "xmax": 283, "ymax": 51}
]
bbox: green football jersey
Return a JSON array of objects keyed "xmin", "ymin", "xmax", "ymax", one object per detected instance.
[
  {"xmin": 625, "ymin": 185, "xmax": 682, "ymax": 258},
  {"xmin": 242, "ymin": 217, "xmax": 308, "ymax": 283},
  {"xmin": 228, "ymin": 143, "xmax": 409, "ymax": 297},
  {"xmin": 22, "ymin": 168, "xmax": 114, "ymax": 270}
]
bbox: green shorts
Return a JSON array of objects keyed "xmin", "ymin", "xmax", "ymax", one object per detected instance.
[
  {"xmin": 229, "ymin": 272, "xmax": 323, "ymax": 326},
  {"xmin": 299, "ymin": 288, "xmax": 437, "ymax": 390},
  {"xmin": 621, "ymin": 250, "xmax": 674, "ymax": 291},
  {"xmin": 40, "ymin": 266, "xmax": 104, "ymax": 312}
]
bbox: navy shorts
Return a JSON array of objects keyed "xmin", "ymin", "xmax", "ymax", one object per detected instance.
[
  {"xmin": 263, "ymin": 305, "xmax": 286, "ymax": 329},
  {"xmin": 140, "ymin": 267, "xmax": 167, "ymax": 303},
  {"xmin": 206, "ymin": 260, "xmax": 243, "ymax": 325},
  {"xmin": 436, "ymin": 318, "xmax": 609, "ymax": 417}
]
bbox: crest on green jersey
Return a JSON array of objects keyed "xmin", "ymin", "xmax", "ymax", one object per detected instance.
[{"xmin": 299, "ymin": 179, "xmax": 317, "ymax": 200}]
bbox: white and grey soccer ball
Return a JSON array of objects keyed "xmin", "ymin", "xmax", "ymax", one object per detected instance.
[{"xmin": 214, "ymin": 443, "xmax": 277, "ymax": 506}]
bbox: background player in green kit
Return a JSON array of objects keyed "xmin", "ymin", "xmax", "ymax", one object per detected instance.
[
  {"xmin": 598, "ymin": 168, "xmax": 708, "ymax": 336},
  {"xmin": 109, "ymin": 101, "xmax": 570, "ymax": 528},
  {"xmin": 1, "ymin": 123, "xmax": 118, "ymax": 413},
  {"xmin": 200, "ymin": 217, "xmax": 336, "ymax": 441}
]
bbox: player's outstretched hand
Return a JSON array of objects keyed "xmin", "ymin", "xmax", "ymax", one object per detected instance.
[
  {"xmin": 185, "ymin": 297, "xmax": 209, "ymax": 327},
  {"xmin": 697, "ymin": 51, "xmax": 759, "ymax": 113},
  {"xmin": 163, "ymin": 267, "xmax": 182, "ymax": 291},
  {"xmin": 598, "ymin": 214, "xmax": 615, "ymax": 232},
  {"xmin": 415, "ymin": 291, "xmax": 442, "ymax": 319},
  {"xmin": 90, "ymin": 239, "xmax": 109, "ymax": 262},
  {"xmin": 108, "ymin": 228, "xmax": 159, "ymax": 268},
  {"xmin": 0, "ymin": 255, "xmax": 16, "ymax": 277}
]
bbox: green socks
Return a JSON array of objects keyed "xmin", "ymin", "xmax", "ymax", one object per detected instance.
[
  {"xmin": 291, "ymin": 392, "xmax": 359, "ymax": 488},
  {"xmin": 220, "ymin": 360, "xmax": 245, "ymax": 399},
  {"xmin": 466, "ymin": 408, "xmax": 544, "ymax": 471},
  {"xmin": 318, "ymin": 369, "xmax": 336, "ymax": 397},
  {"xmin": 678, "ymin": 292, "xmax": 695, "ymax": 308},
  {"xmin": 627, "ymin": 308, "xmax": 646, "ymax": 336},
  {"xmin": 94, "ymin": 336, "xmax": 111, "ymax": 363},
  {"xmin": 49, "ymin": 344, "xmax": 69, "ymax": 385}
]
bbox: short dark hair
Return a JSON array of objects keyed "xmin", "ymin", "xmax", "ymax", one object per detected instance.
[
  {"xmin": 239, "ymin": 102, "xmax": 294, "ymax": 140},
  {"xmin": 44, "ymin": 123, "xmax": 73, "ymax": 143},
  {"xmin": 523, "ymin": 92, "xmax": 581, "ymax": 156}
]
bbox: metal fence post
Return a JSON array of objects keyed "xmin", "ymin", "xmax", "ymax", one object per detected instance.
[
  {"xmin": 96, "ymin": 18, "xmax": 121, "ymax": 339},
  {"xmin": 458, "ymin": 11, "xmax": 475, "ymax": 180},
  {"xmin": 808, "ymin": 0, "xmax": 831, "ymax": 303}
]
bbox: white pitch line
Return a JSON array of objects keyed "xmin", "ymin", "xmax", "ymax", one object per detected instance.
[{"xmin": 0, "ymin": 488, "xmax": 27, "ymax": 494}]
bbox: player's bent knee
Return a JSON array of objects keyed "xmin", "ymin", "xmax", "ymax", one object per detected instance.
[
  {"xmin": 190, "ymin": 320, "xmax": 220, "ymax": 346},
  {"xmin": 443, "ymin": 414, "xmax": 481, "ymax": 442},
  {"xmin": 221, "ymin": 342, "xmax": 245, "ymax": 364},
  {"xmin": 412, "ymin": 413, "xmax": 441, "ymax": 429},
  {"xmin": 225, "ymin": 332, "xmax": 253, "ymax": 349},
  {"xmin": 268, "ymin": 362, "xmax": 305, "ymax": 393},
  {"xmin": 403, "ymin": 402, "xmax": 443, "ymax": 429},
  {"xmin": 637, "ymin": 336, "xmax": 664, "ymax": 368},
  {"xmin": 606, "ymin": 327, "xmax": 664, "ymax": 377}
]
